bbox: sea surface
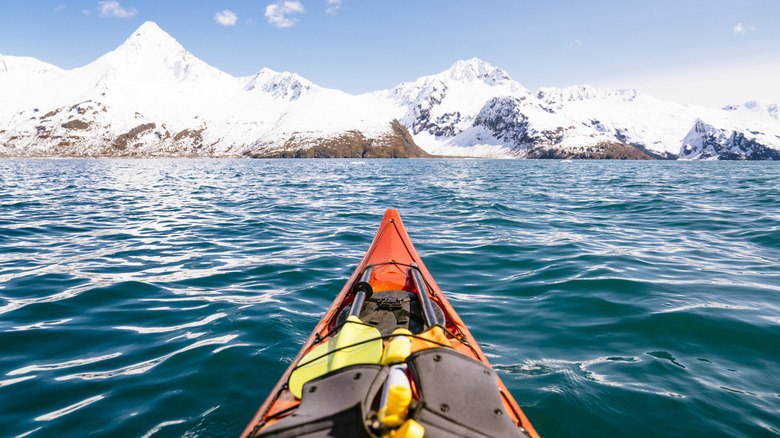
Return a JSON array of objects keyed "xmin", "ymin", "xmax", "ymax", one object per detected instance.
[{"xmin": 1, "ymin": 159, "xmax": 778, "ymax": 438}]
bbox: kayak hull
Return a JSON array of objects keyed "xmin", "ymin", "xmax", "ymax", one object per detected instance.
[{"xmin": 241, "ymin": 209, "xmax": 538, "ymax": 438}]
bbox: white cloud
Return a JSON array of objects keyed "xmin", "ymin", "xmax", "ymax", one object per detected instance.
[
  {"xmin": 265, "ymin": 1, "xmax": 305, "ymax": 28},
  {"xmin": 733, "ymin": 22, "xmax": 756, "ymax": 35},
  {"xmin": 55, "ymin": 4, "xmax": 66, "ymax": 12},
  {"xmin": 214, "ymin": 10, "xmax": 238, "ymax": 26},
  {"xmin": 98, "ymin": 1, "xmax": 138, "ymax": 19},
  {"xmin": 326, "ymin": 0, "xmax": 342, "ymax": 15}
]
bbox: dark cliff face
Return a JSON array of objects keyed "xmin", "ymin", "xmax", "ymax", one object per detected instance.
[
  {"xmin": 712, "ymin": 132, "xmax": 780, "ymax": 160},
  {"xmin": 473, "ymin": 97, "xmax": 535, "ymax": 145},
  {"xmin": 710, "ymin": 132, "xmax": 780, "ymax": 160},
  {"xmin": 408, "ymin": 80, "xmax": 449, "ymax": 136},
  {"xmin": 680, "ymin": 119, "xmax": 780, "ymax": 160},
  {"xmin": 524, "ymin": 141, "xmax": 654, "ymax": 159},
  {"xmin": 249, "ymin": 120, "xmax": 432, "ymax": 158}
]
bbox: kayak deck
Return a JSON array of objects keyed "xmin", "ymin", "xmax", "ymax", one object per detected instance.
[{"xmin": 241, "ymin": 209, "xmax": 538, "ymax": 438}]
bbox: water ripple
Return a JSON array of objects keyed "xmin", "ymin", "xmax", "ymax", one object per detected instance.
[
  {"xmin": 8, "ymin": 353, "xmax": 123, "ymax": 376},
  {"xmin": 34, "ymin": 395, "xmax": 105, "ymax": 422},
  {"xmin": 56, "ymin": 335, "xmax": 238, "ymax": 381},
  {"xmin": 114, "ymin": 313, "xmax": 227, "ymax": 334}
]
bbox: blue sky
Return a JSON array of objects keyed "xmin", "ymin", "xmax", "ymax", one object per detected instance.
[{"xmin": 1, "ymin": 0, "xmax": 778, "ymax": 107}]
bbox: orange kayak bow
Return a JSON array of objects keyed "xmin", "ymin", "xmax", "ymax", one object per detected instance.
[{"xmin": 241, "ymin": 209, "xmax": 539, "ymax": 438}]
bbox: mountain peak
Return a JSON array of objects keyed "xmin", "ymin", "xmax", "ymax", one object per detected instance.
[
  {"xmin": 130, "ymin": 21, "xmax": 169, "ymax": 40},
  {"xmin": 245, "ymin": 68, "xmax": 315, "ymax": 100},
  {"xmin": 117, "ymin": 21, "xmax": 185, "ymax": 56},
  {"xmin": 0, "ymin": 53, "xmax": 62, "ymax": 77},
  {"xmin": 444, "ymin": 58, "xmax": 512, "ymax": 83},
  {"xmin": 723, "ymin": 100, "xmax": 779, "ymax": 120},
  {"xmin": 81, "ymin": 21, "xmax": 227, "ymax": 90}
]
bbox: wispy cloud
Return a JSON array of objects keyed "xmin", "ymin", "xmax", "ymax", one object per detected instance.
[
  {"xmin": 98, "ymin": 1, "xmax": 138, "ymax": 19},
  {"xmin": 568, "ymin": 38, "xmax": 583, "ymax": 48},
  {"xmin": 326, "ymin": 0, "xmax": 342, "ymax": 15},
  {"xmin": 265, "ymin": 1, "xmax": 305, "ymax": 28},
  {"xmin": 214, "ymin": 10, "xmax": 238, "ymax": 26},
  {"xmin": 733, "ymin": 22, "xmax": 756, "ymax": 35},
  {"xmin": 55, "ymin": 4, "xmax": 66, "ymax": 12}
]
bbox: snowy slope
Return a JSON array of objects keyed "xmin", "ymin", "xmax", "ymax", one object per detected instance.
[
  {"xmin": 535, "ymin": 86, "xmax": 693, "ymax": 158},
  {"xmin": 0, "ymin": 55, "xmax": 64, "ymax": 120},
  {"xmin": 0, "ymin": 22, "xmax": 405, "ymax": 157},
  {"xmin": 376, "ymin": 59, "xmax": 779, "ymax": 159},
  {"xmin": 367, "ymin": 59, "xmax": 664, "ymax": 157},
  {"xmin": 1, "ymin": 22, "xmax": 778, "ymax": 159}
]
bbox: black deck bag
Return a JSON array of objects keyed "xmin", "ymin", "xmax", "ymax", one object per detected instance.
[
  {"xmin": 256, "ymin": 364, "xmax": 387, "ymax": 438},
  {"xmin": 407, "ymin": 347, "xmax": 529, "ymax": 438}
]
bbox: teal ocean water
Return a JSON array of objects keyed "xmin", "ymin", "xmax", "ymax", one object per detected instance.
[{"xmin": 1, "ymin": 159, "xmax": 779, "ymax": 438}]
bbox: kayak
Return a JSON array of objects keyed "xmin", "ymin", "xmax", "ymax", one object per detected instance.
[{"xmin": 241, "ymin": 209, "xmax": 539, "ymax": 438}]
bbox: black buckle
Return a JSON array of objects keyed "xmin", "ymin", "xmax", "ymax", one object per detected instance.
[{"xmin": 377, "ymin": 297, "xmax": 403, "ymax": 310}]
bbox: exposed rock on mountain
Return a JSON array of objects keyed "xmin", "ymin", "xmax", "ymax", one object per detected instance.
[
  {"xmin": 473, "ymin": 96, "xmax": 535, "ymax": 146},
  {"xmin": 247, "ymin": 120, "xmax": 430, "ymax": 158}
]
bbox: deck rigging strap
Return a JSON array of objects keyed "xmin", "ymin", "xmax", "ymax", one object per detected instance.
[
  {"xmin": 348, "ymin": 265, "xmax": 374, "ymax": 318},
  {"xmin": 409, "ymin": 262, "xmax": 443, "ymax": 328}
]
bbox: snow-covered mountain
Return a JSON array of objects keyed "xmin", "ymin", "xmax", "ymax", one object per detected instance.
[
  {"xmin": 372, "ymin": 59, "xmax": 779, "ymax": 159},
  {"xmin": 0, "ymin": 22, "xmax": 416, "ymax": 158},
  {"xmin": 1, "ymin": 22, "xmax": 778, "ymax": 159}
]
